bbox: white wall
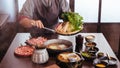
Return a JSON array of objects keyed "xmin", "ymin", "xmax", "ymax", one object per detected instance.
[{"xmin": 0, "ymin": 0, "xmax": 16, "ymax": 22}]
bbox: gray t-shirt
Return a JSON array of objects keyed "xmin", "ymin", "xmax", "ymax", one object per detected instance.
[{"xmin": 19, "ymin": 0, "xmax": 70, "ymax": 28}]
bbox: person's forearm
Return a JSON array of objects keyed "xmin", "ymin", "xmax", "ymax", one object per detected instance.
[{"xmin": 19, "ymin": 18, "xmax": 34, "ymax": 28}]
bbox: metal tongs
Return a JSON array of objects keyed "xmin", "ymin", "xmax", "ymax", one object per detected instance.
[
  {"xmin": 31, "ymin": 22, "xmax": 56, "ymax": 33},
  {"xmin": 43, "ymin": 27, "xmax": 56, "ymax": 33}
]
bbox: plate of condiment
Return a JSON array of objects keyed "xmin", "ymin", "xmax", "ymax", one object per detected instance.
[
  {"xmin": 93, "ymin": 56, "xmax": 117, "ymax": 67},
  {"xmin": 94, "ymin": 59, "xmax": 108, "ymax": 68},
  {"xmin": 81, "ymin": 51, "xmax": 96, "ymax": 60},
  {"xmin": 100, "ymin": 56, "xmax": 117, "ymax": 66}
]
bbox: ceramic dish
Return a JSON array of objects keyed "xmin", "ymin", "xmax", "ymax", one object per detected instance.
[
  {"xmin": 84, "ymin": 42, "xmax": 97, "ymax": 47},
  {"xmin": 93, "ymin": 56, "xmax": 117, "ymax": 67},
  {"xmin": 55, "ymin": 23, "xmax": 83, "ymax": 36},
  {"xmin": 14, "ymin": 45, "xmax": 34, "ymax": 57},
  {"xmin": 56, "ymin": 52, "xmax": 84, "ymax": 68},
  {"xmin": 93, "ymin": 59, "xmax": 108, "ymax": 68},
  {"xmin": 87, "ymin": 46, "xmax": 99, "ymax": 54},
  {"xmin": 97, "ymin": 52, "xmax": 104, "ymax": 58},
  {"xmin": 81, "ymin": 51, "xmax": 96, "ymax": 61},
  {"xmin": 100, "ymin": 56, "xmax": 117, "ymax": 66},
  {"xmin": 85, "ymin": 35, "xmax": 95, "ymax": 42}
]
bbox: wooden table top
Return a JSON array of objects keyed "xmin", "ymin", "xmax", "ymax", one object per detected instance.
[{"xmin": 0, "ymin": 33, "xmax": 119, "ymax": 68}]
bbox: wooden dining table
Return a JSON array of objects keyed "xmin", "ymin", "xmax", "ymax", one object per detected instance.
[{"xmin": 0, "ymin": 33, "xmax": 120, "ymax": 68}]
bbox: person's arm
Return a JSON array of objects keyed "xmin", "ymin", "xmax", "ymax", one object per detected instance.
[
  {"xmin": 19, "ymin": 18, "xmax": 34, "ymax": 28},
  {"xmin": 19, "ymin": 18, "xmax": 44, "ymax": 28},
  {"xmin": 19, "ymin": 0, "xmax": 44, "ymax": 28}
]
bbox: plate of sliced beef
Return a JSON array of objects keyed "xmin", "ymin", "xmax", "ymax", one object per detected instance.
[{"xmin": 26, "ymin": 36, "xmax": 47, "ymax": 47}]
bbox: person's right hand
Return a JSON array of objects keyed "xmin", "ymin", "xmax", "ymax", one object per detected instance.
[
  {"xmin": 31, "ymin": 20, "xmax": 44, "ymax": 28},
  {"xmin": 19, "ymin": 18, "xmax": 44, "ymax": 28}
]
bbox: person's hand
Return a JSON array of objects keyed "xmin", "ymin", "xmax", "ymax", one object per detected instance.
[{"xmin": 31, "ymin": 20, "xmax": 44, "ymax": 28}]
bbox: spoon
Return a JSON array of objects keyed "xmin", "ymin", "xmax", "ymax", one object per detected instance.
[{"xmin": 106, "ymin": 53, "xmax": 110, "ymax": 63}]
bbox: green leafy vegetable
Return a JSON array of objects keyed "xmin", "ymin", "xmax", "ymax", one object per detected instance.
[
  {"xmin": 81, "ymin": 52, "xmax": 91, "ymax": 58},
  {"xmin": 61, "ymin": 12, "xmax": 83, "ymax": 31}
]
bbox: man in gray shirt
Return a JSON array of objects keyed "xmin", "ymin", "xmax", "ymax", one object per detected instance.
[{"xmin": 19, "ymin": 0, "xmax": 70, "ymax": 29}]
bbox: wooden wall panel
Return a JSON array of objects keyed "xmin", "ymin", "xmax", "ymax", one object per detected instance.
[{"xmin": 101, "ymin": 23, "xmax": 120, "ymax": 54}]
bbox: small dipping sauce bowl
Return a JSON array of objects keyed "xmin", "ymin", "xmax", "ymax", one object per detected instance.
[
  {"xmin": 85, "ymin": 35, "xmax": 95, "ymax": 42},
  {"xmin": 85, "ymin": 42, "xmax": 96, "ymax": 47}
]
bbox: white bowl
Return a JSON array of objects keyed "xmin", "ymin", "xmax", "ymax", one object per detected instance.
[{"xmin": 85, "ymin": 35, "xmax": 95, "ymax": 42}]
